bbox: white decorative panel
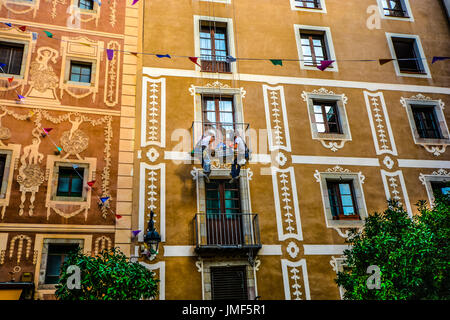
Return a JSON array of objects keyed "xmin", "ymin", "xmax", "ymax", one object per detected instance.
[
  {"xmin": 263, "ymin": 85, "xmax": 292, "ymax": 152},
  {"xmin": 281, "ymin": 259, "xmax": 311, "ymax": 300},
  {"xmin": 364, "ymin": 91, "xmax": 398, "ymax": 156},
  {"xmin": 141, "ymin": 77, "xmax": 166, "ymax": 148},
  {"xmin": 139, "ymin": 261, "xmax": 166, "ymax": 300},
  {"xmin": 271, "ymin": 167, "xmax": 303, "ymax": 241},
  {"xmin": 380, "ymin": 169, "xmax": 412, "ymax": 218},
  {"xmin": 138, "ymin": 163, "xmax": 166, "ymax": 242}
]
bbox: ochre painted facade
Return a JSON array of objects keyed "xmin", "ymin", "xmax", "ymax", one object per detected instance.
[{"xmin": 131, "ymin": 0, "xmax": 450, "ymax": 300}]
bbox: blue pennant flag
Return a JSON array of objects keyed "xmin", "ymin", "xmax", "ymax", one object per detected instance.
[
  {"xmin": 226, "ymin": 55, "xmax": 237, "ymax": 63},
  {"xmin": 100, "ymin": 197, "xmax": 110, "ymax": 203},
  {"xmin": 156, "ymin": 54, "xmax": 171, "ymax": 59},
  {"xmin": 0, "ymin": 63, "xmax": 6, "ymax": 69},
  {"xmin": 4, "ymin": 23, "xmax": 12, "ymax": 27},
  {"xmin": 432, "ymin": 56, "xmax": 450, "ymax": 64},
  {"xmin": 72, "ymin": 164, "xmax": 79, "ymax": 169}
]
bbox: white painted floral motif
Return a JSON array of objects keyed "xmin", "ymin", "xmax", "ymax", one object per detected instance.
[
  {"xmin": 146, "ymin": 148, "xmax": 159, "ymax": 162},
  {"xmin": 287, "ymin": 242, "xmax": 300, "ymax": 259},
  {"xmin": 276, "ymin": 152, "xmax": 287, "ymax": 167},
  {"xmin": 383, "ymin": 155, "xmax": 395, "ymax": 170}
]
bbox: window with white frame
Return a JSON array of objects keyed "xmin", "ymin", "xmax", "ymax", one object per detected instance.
[
  {"xmin": 401, "ymin": 98, "xmax": 450, "ymax": 147},
  {"xmin": 0, "ymin": 40, "xmax": 29, "ymax": 78},
  {"xmin": 419, "ymin": 172, "xmax": 450, "ymax": 205},
  {"xmin": 316, "ymin": 170, "xmax": 367, "ymax": 229},
  {"xmin": 51, "ymin": 162, "xmax": 89, "ymax": 202},
  {"xmin": 291, "ymin": 0, "xmax": 326, "ymax": 12},
  {"xmin": 377, "ymin": 0, "xmax": 414, "ymax": 21},
  {"xmin": 294, "ymin": 25, "xmax": 337, "ymax": 71},
  {"xmin": 302, "ymin": 89, "xmax": 351, "ymax": 148},
  {"xmin": 386, "ymin": 33, "xmax": 430, "ymax": 78}
]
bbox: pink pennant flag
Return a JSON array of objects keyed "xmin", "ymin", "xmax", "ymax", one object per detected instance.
[
  {"xmin": 317, "ymin": 60, "xmax": 334, "ymax": 71},
  {"xmin": 43, "ymin": 128, "xmax": 53, "ymax": 134},
  {"xmin": 106, "ymin": 49, "xmax": 114, "ymax": 61}
]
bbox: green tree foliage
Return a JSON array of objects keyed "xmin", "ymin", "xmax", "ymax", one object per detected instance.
[
  {"xmin": 335, "ymin": 194, "xmax": 449, "ymax": 300},
  {"xmin": 55, "ymin": 247, "xmax": 159, "ymax": 300}
]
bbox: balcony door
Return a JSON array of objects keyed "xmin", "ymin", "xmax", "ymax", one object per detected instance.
[
  {"xmin": 202, "ymin": 96, "xmax": 235, "ymax": 146},
  {"xmin": 205, "ymin": 179, "xmax": 243, "ymax": 246}
]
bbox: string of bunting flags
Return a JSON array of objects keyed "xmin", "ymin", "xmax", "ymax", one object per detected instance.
[{"xmin": 1, "ymin": 20, "xmax": 449, "ymax": 72}]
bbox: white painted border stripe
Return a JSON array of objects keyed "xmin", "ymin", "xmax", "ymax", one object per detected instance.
[
  {"xmin": 139, "ymin": 261, "xmax": 165, "ymax": 300},
  {"xmin": 163, "ymin": 245, "xmax": 282, "ymax": 256},
  {"xmin": 303, "ymin": 245, "xmax": 350, "ymax": 255},
  {"xmin": 398, "ymin": 159, "xmax": 450, "ymax": 168},
  {"xmin": 142, "ymin": 67, "xmax": 450, "ymax": 94},
  {"xmin": 292, "ymin": 155, "xmax": 380, "ymax": 167}
]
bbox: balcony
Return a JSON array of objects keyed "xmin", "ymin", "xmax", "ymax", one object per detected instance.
[
  {"xmin": 193, "ymin": 213, "xmax": 261, "ymax": 256},
  {"xmin": 200, "ymin": 55, "xmax": 231, "ymax": 73},
  {"xmin": 191, "ymin": 121, "xmax": 251, "ymax": 164}
]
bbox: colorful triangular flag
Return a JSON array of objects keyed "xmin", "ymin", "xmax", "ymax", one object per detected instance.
[
  {"xmin": 0, "ymin": 63, "xmax": 6, "ymax": 69},
  {"xmin": 432, "ymin": 56, "xmax": 450, "ymax": 64},
  {"xmin": 106, "ymin": 49, "xmax": 114, "ymax": 61},
  {"xmin": 43, "ymin": 31, "xmax": 53, "ymax": 38},
  {"xmin": 132, "ymin": 230, "xmax": 141, "ymax": 237},
  {"xmin": 18, "ymin": 26, "xmax": 26, "ymax": 32},
  {"xmin": 100, "ymin": 197, "xmax": 110, "ymax": 203},
  {"xmin": 132, "ymin": 0, "xmax": 139, "ymax": 5},
  {"xmin": 379, "ymin": 58, "xmax": 394, "ymax": 65},
  {"xmin": 32, "ymin": 32, "xmax": 38, "ymax": 41},
  {"xmin": 226, "ymin": 55, "xmax": 237, "ymax": 63},
  {"xmin": 270, "ymin": 59, "xmax": 283, "ymax": 66},
  {"xmin": 115, "ymin": 214, "xmax": 122, "ymax": 219},
  {"xmin": 156, "ymin": 54, "xmax": 171, "ymax": 59},
  {"xmin": 87, "ymin": 180, "xmax": 96, "ymax": 187},
  {"xmin": 7, "ymin": 77, "xmax": 13, "ymax": 84},
  {"xmin": 189, "ymin": 57, "xmax": 201, "ymax": 67},
  {"xmin": 17, "ymin": 94, "xmax": 25, "ymax": 100},
  {"xmin": 4, "ymin": 23, "xmax": 12, "ymax": 27},
  {"xmin": 43, "ymin": 128, "xmax": 53, "ymax": 134},
  {"xmin": 72, "ymin": 164, "xmax": 79, "ymax": 169},
  {"xmin": 317, "ymin": 60, "xmax": 334, "ymax": 71}
]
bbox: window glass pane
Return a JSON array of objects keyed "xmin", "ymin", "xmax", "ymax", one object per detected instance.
[
  {"xmin": 219, "ymin": 100, "xmax": 232, "ymax": 112},
  {"xmin": 200, "ymin": 38, "xmax": 211, "ymax": 49},
  {"xmin": 301, "ymin": 45, "xmax": 312, "ymax": 56},
  {"xmin": 339, "ymin": 183, "xmax": 351, "ymax": 195},
  {"xmin": 343, "ymin": 206, "xmax": 356, "ymax": 215},
  {"xmin": 316, "ymin": 124, "xmax": 326, "ymax": 133},
  {"xmin": 215, "ymin": 40, "xmax": 226, "ymax": 51},
  {"xmin": 314, "ymin": 46, "xmax": 324, "ymax": 56},
  {"xmin": 313, "ymin": 105, "xmax": 322, "ymax": 113},
  {"xmin": 314, "ymin": 114, "xmax": 324, "ymax": 123},
  {"xmin": 46, "ymin": 255, "xmax": 61, "ymax": 276},
  {"xmin": 215, "ymin": 33, "xmax": 225, "ymax": 40},
  {"xmin": 57, "ymin": 177, "xmax": 70, "ymax": 193},
  {"xmin": 220, "ymin": 113, "xmax": 233, "ymax": 124},
  {"xmin": 312, "ymin": 39, "xmax": 322, "ymax": 46},
  {"xmin": 341, "ymin": 195, "xmax": 354, "ymax": 206}
]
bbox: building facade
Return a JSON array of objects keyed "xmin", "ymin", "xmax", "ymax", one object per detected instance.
[
  {"xmin": 131, "ymin": 0, "xmax": 450, "ymax": 300},
  {"xmin": 0, "ymin": 0, "xmax": 138, "ymax": 299}
]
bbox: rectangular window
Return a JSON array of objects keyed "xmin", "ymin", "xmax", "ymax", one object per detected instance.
[
  {"xmin": 327, "ymin": 180, "xmax": 360, "ymax": 220},
  {"xmin": 300, "ymin": 32, "xmax": 329, "ymax": 67},
  {"xmin": 78, "ymin": 0, "xmax": 93, "ymax": 10},
  {"xmin": 392, "ymin": 37, "xmax": 424, "ymax": 74},
  {"xmin": 0, "ymin": 154, "xmax": 6, "ymax": 192},
  {"xmin": 412, "ymin": 106, "xmax": 442, "ymax": 139},
  {"xmin": 56, "ymin": 167, "xmax": 84, "ymax": 198},
  {"xmin": 211, "ymin": 266, "xmax": 248, "ymax": 300},
  {"xmin": 69, "ymin": 61, "xmax": 92, "ymax": 83},
  {"xmin": 0, "ymin": 41, "xmax": 25, "ymax": 75},
  {"xmin": 431, "ymin": 181, "xmax": 450, "ymax": 196},
  {"xmin": 200, "ymin": 21, "xmax": 230, "ymax": 73},
  {"xmin": 381, "ymin": 0, "xmax": 408, "ymax": 17},
  {"xmin": 295, "ymin": 0, "xmax": 321, "ymax": 9},
  {"xmin": 205, "ymin": 180, "xmax": 243, "ymax": 246},
  {"xmin": 313, "ymin": 101, "xmax": 341, "ymax": 134},
  {"xmin": 44, "ymin": 243, "xmax": 79, "ymax": 284},
  {"xmin": 202, "ymin": 96, "xmax": 235, "ymax": 135}
]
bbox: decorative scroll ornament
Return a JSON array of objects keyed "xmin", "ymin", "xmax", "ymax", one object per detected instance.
[
  {"xmin": 104, "ymin": 41, "xmax": 120, "ymax": 107},
  {"xmin": 17, "ymin": 127, "xmax": 45, "ymax": 216},
  {"xmin": 320, "ymin": 140, "xmax": 347, "ymax": 152},
  {"xmin": 419, "ymin": 169, "xmax": 450, "ymax": 185},
  {"xmin": 0, "ymin": 0, "xmax": 40, "ymax": 17}
]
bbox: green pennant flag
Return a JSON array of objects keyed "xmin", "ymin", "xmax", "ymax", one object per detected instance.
[
  {"xmin": 270, "ymin": 59, "xmax": 283, "ymax": 66},
  {"xmin": 43, "ymin": 31, "xmax": 53, "ymax": 38}
]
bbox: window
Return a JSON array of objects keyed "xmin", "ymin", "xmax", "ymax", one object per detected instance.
[
  {"xmin": 382, "ymin": 0, "xmax": 408, "ymax": 17},
  {"xmin": 205, "ymin": 180, "xmax": 243, "ymax": 246},
  {"xmin": 313, "ymin": 101, "xmax": 341, "ymax": 134},
  {"xmin": 295, "ymin": 0, "xmax": 321, "ymax": 9},
  {"xmin": 300, "ymin": 32, "xmax": 329, "ymax": 67},
  {"xmin": 412, "ymin": 106, "xmax": 442, "ymax": 139},
  {"xmin": 0, "ymin": 41, "xmax": 25, "ymax": 75},
  {"xmin": 327, "ymin": 180, "xmax": 360, "ymax": 220},
  {"xmin": 44, "ymin": 243, "xmax": 79, "ymax": 284},
  {"xmin": 431, "ymin": 181, "xmax": 450, "ymax": 196},
  {"xmin": 78, "ymin": 0, "xmax": 93, "ymax": 10},
  {"xmin": 56, "ymin": 167, "xmax": 84, "ymax": 198},
  {"xmin": 211, "ymin": 266, "xmax": 248, "ymax": 300},
  {"xmin": 295, "ymin": 25, "xmax": 337, "ymax": 71},
  {"xmin": 0, "ymin": 154, "xmax": 6, "ymax": 193},
  {"xmin": 69, "ymin": 61, "xmax": 92, "ymax": 83},
  {"xmin": 392, "ymin": 37, "xmax": 424, "ymax": 74},
  {"xmin": 202, "ymin": 96, "xmax": 235, "ymax": 140},
  {"xmin": 200, "ymin": 21, "xmax": 230, "ymax": 73}
]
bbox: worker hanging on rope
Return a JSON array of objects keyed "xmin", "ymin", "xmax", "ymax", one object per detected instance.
[
  {"xmin": 200, "ymin": 130, "xmax": 216, "ymax": 182},
  {"xmin": 229, "ymin": 131, "xmax": 249, "ymax": 183}
]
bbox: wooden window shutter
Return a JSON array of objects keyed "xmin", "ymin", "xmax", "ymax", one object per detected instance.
[{"xmin": 210, "ymin": 266, "xmax": 248, "ymax": 300}]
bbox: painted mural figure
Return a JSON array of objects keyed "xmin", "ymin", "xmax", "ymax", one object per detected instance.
[
  {"xmin": 0, "ymin": 110, "xmax": 11, "ymax": 145},
  {"xmin": 26, "ymin": 48, "xmax": 60, "ymax": 102},
  {"xmin": 16, "ymin": 127, "xmax": 45, "ymax": 216},
  {"xmin": 60, "ymin": 114, "xmax": 89, "ymax": 159}
]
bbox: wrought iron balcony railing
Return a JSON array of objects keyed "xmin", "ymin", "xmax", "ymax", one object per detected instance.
[
  {"xmin": 191, "ymin": 121, "xmax": 251, "ymax": 163},
  {"xmin": 193, "ymin": 213, "xmax": 261, "ymax": 255}
]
